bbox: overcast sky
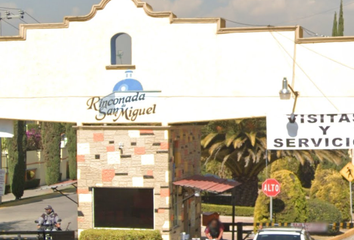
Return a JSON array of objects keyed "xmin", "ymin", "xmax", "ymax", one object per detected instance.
[{"xmin": 0, "ymin": 0, "xmax": 353, "ymax": 37}]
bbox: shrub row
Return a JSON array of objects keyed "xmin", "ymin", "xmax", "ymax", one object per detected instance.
[
  {"xmin": 25, "ymin": 178, "xmax": 40, "ymax": 189},
  {"xmin": 79, "ymin": 229, "xmax": 162, "ymax": 240},
  {"xmin": 5, "ymin": 178, "xmax": 40, "ymax": 194},
  {"xmin": 201, "ymin": 203, "xmax": 254, "ymax": 216}
]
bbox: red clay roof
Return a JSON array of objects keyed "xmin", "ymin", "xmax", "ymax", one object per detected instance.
[{"xmin": 173, "ymin": 175, "xmax": 241, "ymax": 193}]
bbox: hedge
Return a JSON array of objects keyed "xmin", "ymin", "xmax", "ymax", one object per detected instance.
[
  {"xmin": 307, "ymin": 199, "xmax": 342, "ymax": 223},
  {"xmin": 201, "ymin": 203, "xmax": 254, "ymax": 216},
  {"xmin": 310, "ymin": 165, "xmax": 350, "ymax": 221},
  {"xmin": 79, "ymin": 229, "xmax": 162, "ymax": 240},
  {"xmin": 5, "ymin": 179, "xmax": 40, "ymax": 194},
  {"xmin": 25, "ymin": 179, "xmax": 40, "ymax": 190}
]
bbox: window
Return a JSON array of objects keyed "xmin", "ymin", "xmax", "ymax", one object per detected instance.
[
  {"xmin": 94, "ymin": 188, "xmax": 154, "ymax": 229},
  {"xmin": 111, "ymin": 33, "xmax": 132, "ymax": 65}
]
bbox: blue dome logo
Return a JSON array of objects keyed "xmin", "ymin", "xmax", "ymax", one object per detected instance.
[{"xmin": 113, "ymin": 70, "xmax": 143, "ymax": 92}]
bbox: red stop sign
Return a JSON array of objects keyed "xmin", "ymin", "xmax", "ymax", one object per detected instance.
[{"xmin": 262, "ymin": 179, "xmax": 281, "ymax": 197}]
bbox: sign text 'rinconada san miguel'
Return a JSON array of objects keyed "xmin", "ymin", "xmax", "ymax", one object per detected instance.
[
  {"xmin": 87, "ymin": 71, "xmax": 160, "ymax": 122},
  {"xmin": 267, "ymin": 113, "xmax": 354, "ymax": 150}
]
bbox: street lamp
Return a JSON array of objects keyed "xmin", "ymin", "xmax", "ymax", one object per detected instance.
[{"xmin": 279, "ymin": 77, "xmax": 300, "ymax": 118}]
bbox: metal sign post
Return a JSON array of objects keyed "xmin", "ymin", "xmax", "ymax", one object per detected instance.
[
  {"xmin": 351, "ymin": 181, "xmax": 353, "ymax": 223},
  {"xmin": 262, "ymin": 178, "xmax": 280, "ymax": 223},
  {"xmin": 340, "ymin": 163, "xmax": 354, "ymax": 222},
  {"xmin": 270, "ymin": 196, "xmax": 273, "ymax": 222}
]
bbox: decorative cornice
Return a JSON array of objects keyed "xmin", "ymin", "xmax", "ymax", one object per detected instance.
[
  {"xmin": 0, "ymin": 0, "xmax": 353, "ymax": 44},
  {"xmin": 218, "ymin": 26, "xmax": 297, "ymax": 34},
  {"xmin": 106, "ymin": 65, "xmax": 136, "ymax": 70},
  {"xmin": 297, "ymin": 36, "xmax": 354, "ymax": 44}
]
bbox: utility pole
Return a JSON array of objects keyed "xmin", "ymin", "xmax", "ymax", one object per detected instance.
[{"xmin": 0, "ymin": 10, "xmax": 25, "ymax": 36}]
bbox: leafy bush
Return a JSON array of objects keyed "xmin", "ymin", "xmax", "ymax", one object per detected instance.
[
  {"xmin": 307, "ymin": 199, "xmax": 342, "ymax": 223},
  {"xmin": 202, "ymin": 204, "xmax": 254, "ymax": 216},
  {"xmin": 310, "ymin": 165, "xmax": 350, "ymax": 221},
  {"xmin": 25, "ymin": 179, "xmax": 40, "ymax": 190},
  {"xmin": 271, "ymin": 157, "xmax": 300, "ymax": 175},
  {"xmin": 25, "ymin": 124, "xmax": 42, "ymax": 150},
  {"xmin": 79, "ymin": 229, "xmax": 162, "ymax": 240},
  {"xmin": 254, "ymin": 170, "xmax": 307, "ymax": 223},
  {"xmin": 302, "ymin": 188, "xmax": 310, "ymax": 197}
]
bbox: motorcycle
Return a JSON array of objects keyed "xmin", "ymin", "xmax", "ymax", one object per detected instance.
[{"xmin": 34, "ymin": 218, "xmax": 62, "ymax": 240}]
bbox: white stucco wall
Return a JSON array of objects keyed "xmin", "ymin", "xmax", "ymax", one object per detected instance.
[{"xmin": 0, "ymin": 0, "xmax": 353, "ymax": 124}]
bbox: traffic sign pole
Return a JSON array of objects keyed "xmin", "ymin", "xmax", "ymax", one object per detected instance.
[
  {"xmin": 262, "ymin": 178, "xmax": 280, "ymax": 223},
  {"xmin": 350, "ymin": 181, "xmax": 353, "ymax": 223},
  {"xmin": 270, "ymin": 197, "xmax": 273, "ymax": 222}
]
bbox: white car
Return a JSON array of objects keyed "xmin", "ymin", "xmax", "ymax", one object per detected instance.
[{"xmin": 253, "ymin": 228, "xmax": 313, "ymax": 240}]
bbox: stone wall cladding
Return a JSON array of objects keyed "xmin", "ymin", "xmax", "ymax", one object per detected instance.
[
  {"xmin": 77, "ymin": 128, "xmax": 170, "ymax": 234},
  {"xmin": 77, "ymin": 126, "xmax": 202, "ymax": 240},
  {"xmin": 168, "ymin": 126, "xmax": 202, "ymax": 240}
]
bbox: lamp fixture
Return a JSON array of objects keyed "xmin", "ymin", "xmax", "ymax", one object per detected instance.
[
  {"xmin": 194, "ymin": 190, "xmax": 200, "ymax": 197},
  {"xmin": 279, "ymin": 77, "xmax": 291, "ymax": 100},
  {"xmin": 279, "ymin": 77, "xmax": 300, "ymax": 121}
]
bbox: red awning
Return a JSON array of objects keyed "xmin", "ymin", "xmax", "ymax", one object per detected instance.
[{"xmin": 173, "ymin": 175, "xmax": 241, "ymax": 193}]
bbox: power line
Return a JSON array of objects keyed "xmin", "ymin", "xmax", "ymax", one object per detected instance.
[
  {"xmin": 25, "ymin": 12, "xmax": 40, "ymax": 23},
  {"xmin": 224, "ymin": 18, "xmax": 268, "ymax": 27},
  {"xmin": 277, "ymin": 0, "xmax": 354, "ymax": 25},
  {"xmin": 269, "ymin": 31, "xmax": 340, "ymax": 111},
  {"xmin": 19, "ymin": 18, "xmax": 28, "ymax": 24},
  {"xmin": 275, "ymin": 31, "xmax": 354, "ymax": 71},
  {"xmin": 0, "ymin": 6, "xmax": 20, "ymax": 10},
  {"xmin": 2, "ymin": 19, "xmax": 19, "ymax": 30}
]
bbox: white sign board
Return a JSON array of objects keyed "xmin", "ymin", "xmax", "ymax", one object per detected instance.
[
  {"xmin": 267, "ymin": 113, "xmax": 354, "ymax": 150},
  {"xmin": 0, "ymin": 169, "xmax": 6, "ymax": 196}
]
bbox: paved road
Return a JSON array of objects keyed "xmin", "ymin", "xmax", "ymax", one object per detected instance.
[{"xmin": 0, "ymin": 192, "xmax": 77, "ymax": 231}]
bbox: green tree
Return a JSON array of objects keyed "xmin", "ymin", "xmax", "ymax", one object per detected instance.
[
  {"xmin": 254, "ymin": 170, "xmax": 307, "ymax": 223},
  {"xmin": 65, "ymin": 123, "xmax": 77, "ymax": 180},
  {"xmin": 338, "ymin": 0, "xmax": 344, "ymax": 36},
  {"xmin": 310, "ymin": 165, "xmax": 350, "ymax": 221},
  {"xmin": 41, "ymin": 122, "xmax": 62, "ymax": 185},
  {"xmin": 202, "ymin": 118, "xmax": 346, "ymax": 206},
  {"xmin": 332, "ymin": 12, "xmax": 338, "ymax": 37},
  {"xmin": 7, "ymin": 121, "xmax": 26, "ymax": 199}
]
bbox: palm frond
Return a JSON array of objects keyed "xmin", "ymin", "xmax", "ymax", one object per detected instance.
[
  {"xmin": 201, "ymin": 133, "xmax": 219, "ymax": 148},
  {"xmin": 245, "ymin": 132, "xmax": 257, "ymax": 147},
  {"xmin": 225, "ymin": 133, "xmax": 238, "ymax": 147},
  {"xmin": 208, "ymin": 142, "xmax": 224, "ymax": 155},
  {"xmin": 233, "ymin": 137, "xmax": 247, "ymax": 149}
]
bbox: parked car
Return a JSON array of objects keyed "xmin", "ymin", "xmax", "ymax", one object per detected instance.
[{"xmin": 253, "ymin": 228, "xmax": 313, "ymax": 240}]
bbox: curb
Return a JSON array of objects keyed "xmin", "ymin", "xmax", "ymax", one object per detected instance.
[
  {"xmin": 330, "ymin": 229, "xmax": 354, "ymax": 240},
  {"xmin": 0, "ymin": 188, "xmax": 76, "ymax": 208}
]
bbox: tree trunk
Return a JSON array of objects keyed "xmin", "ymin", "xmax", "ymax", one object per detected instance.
[{"xmin": 233, "ymin": 176, "xmax": 259, "ymax": 206}]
